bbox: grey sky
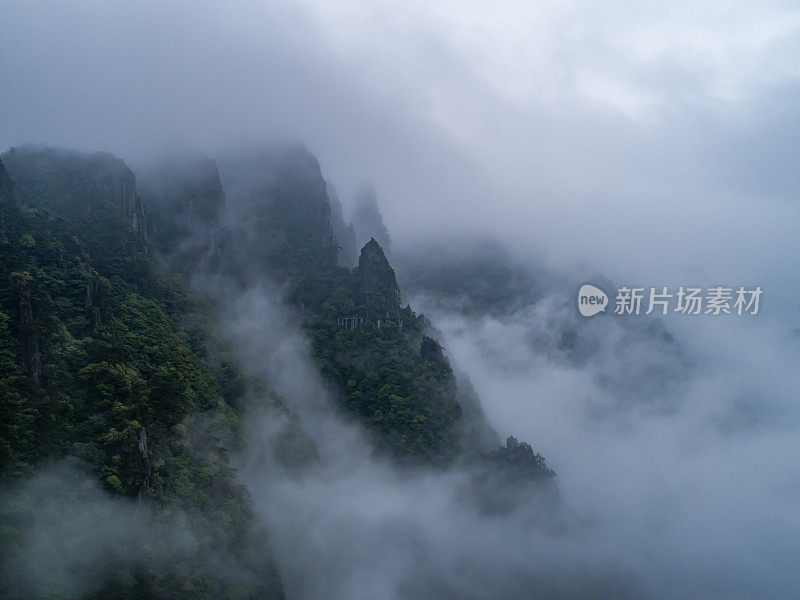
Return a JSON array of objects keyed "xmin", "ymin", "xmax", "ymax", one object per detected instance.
[{"xmin": 2, "ymin": 1, "xmax": 799, "ymax": 302}]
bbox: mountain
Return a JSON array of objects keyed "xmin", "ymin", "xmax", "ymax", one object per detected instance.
[
  {"xmin": 397, "ymin": 234, "xmax": 692, "ymax": 411},
  {"xmin": 142, "ymin": 144, "xmax": 552, "ymax": 469},
  {"xmin": 142, "ymin": 145, "xmax": 470, "ymax": 462},
  {"xmin": 3, "ymin": 146, "xmax": 147, "ymax": 253},
  {"xmin": 0, "ymin": 142, "xmax": 555, "ymax": 598},
  {"xmin": 327, "ymin": 183, "xmax": 357, "ymax": 267},
  {"xmin": 356, "ymin": 237, "xmax": 401, "ymax": 321},
  {"xmin": 136, "ymin": 154, "xmax": 225, "ymax": 268},
  {"xmin": 0, "ymin": 148, "xmax": 284, "ymax": 599}
]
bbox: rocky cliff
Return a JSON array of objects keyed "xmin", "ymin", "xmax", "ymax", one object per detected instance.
[
  {"xmin": 2, "ymin": 146, "xmax": 147, "ymax": 252},
  {"xmin": 0, "ymin": 147, "xmax": 285, "ymax": 598},
  {"xmin": 137, "ymin": 155, "xmax": 225, "ymax": 269},
  {"xmin": 327, "ymin": 183, "xmax": 357, "ymax": 267},
  {"xmin": 213, "ymin": 144, "xmax": 338, "ymax": 284},
  {"xmin": 138, "ymin": 145, "xmax": 550, "ymax": 468},
  {"xmin": 220, "ymin": 145, "xmax": 333, "ymax": 242},
  {"xmin": 356, "ymin": 237, "xmax": 401, "ymax": 320}
]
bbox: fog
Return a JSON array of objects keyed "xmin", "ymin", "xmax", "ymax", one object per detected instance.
[
  {"xmin": 411, "ymin": 305, "xmax": 800, "ymax": 598},
  {"xmin": 197, "ymin": 265, "xmax": 647, "ymax": 599},
  {"xmin": 399, "ymin": 239, "xmax": 800, "ymax": 597},
  {"xmin": 2, "ymin": 1, "xmax": 800, "ymax": 598},
  {"xmin": 3, "ymin": 1, "xmax": 799, "ymax": 296},
  {"xmin": 0, "ymin": 460, "xmax": 280, "ymax": 598}
]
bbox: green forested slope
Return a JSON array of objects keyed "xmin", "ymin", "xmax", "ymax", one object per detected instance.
[
  {"xmin": 0, "ymin": 142, "xmax": 555, "ymax": 597},
  {"xmin": 0, "ymin": 149, "xmax": 283, "ymax": 599},
  {"xmin": 147, "ymin": 148, "xmax": 468, "ymax": 463},
  {"xmin": 146, "ymin": 146, "xmax": 552, "ymax": 470}
]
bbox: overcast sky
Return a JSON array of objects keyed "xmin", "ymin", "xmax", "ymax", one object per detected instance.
[{"xmin": 2, "ymin": 0, "xmax": 799, "ymax": 307}]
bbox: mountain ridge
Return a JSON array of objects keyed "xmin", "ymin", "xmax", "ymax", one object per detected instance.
[{"xmin": 0, "ymin": 143, "xmax": 555, "ymax": 598}]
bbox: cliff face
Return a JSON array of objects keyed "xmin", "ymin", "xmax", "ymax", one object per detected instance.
[
  {"xmin": 2, "ymin": 146, "xmax": 148, "ymax": 252},
  {"xmin": 103, "ymin": 159, "xmax": 147, "ymax": 250},
  {"xmin": 139, "ymin": 156, "xmax": 224, "ymax": 225},
  {"xmin": 220, "ymin": 145, "xmax": 333, "ymax": 242},
  {"xmin": 0, "ymin": 146, "xmax": 286, "ymax": 598},
  {"xmin": 13, "ymin": 272, "xmax": 40, "ymax": 387},
  {"xmin": 272, "ymin": 145, "xmax": 335, "ymax": 247},
  {"xmin": 216, "ymin": 144, "xmax": 337, "ymax": 282},
  {"xmin": 137, "ymin": 155, "xmax": 225, "ymax": 269},
  {"xmin": 356, "ymin": 238, "xmax": 401, "ymax": 320},
  {"xmin": 124, "ymin": 145, "xmax": 546, "ymax": 468},
  {"xmin": 0, "ymin": 159, "xmax": 19, "ymax": 232},
  {"xmin": 0, "ymin": 169, "xmax": 40, "ymax": 386},
  {"xmin": 327, "ymin": 183, "xmax": 357, "ymax": 267}
]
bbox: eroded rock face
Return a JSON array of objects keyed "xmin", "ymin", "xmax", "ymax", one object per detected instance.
[
  {"xmin": 95, "ymin": 162, "xmax": 147, "ymax": 250},
  {"xmin": 212, "ymin": 144, "xmax": 338, "ymax": 282},
  {"xmin": 13, "ymin": 272, "xmax": 40, "ymax": 387},
  {"xmin": 356, "ymin": 237, "xmax": 401, "ymax": 320},
  {"xmin": 137, "ymin": 155, "xmax": 225, "ymax": 268},
  {"xmin": 0, "ymin": 159, "xmax": 20, "ymax": 231},
  {"xmin": 220, "ymin": 144, "xmax": 334, "ymax": 245},
  {"xmin": 137, "ymin": 427, "xmax": 152, "ymax": 501},
  {"xmin": 1, "ymin": 146, "xmax": 148, "ymax": 252}
]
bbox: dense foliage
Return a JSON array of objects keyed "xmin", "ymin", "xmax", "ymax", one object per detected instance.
[
  {"xmin": 144, "ymin": 148, "xmax": 467, "ymax": 463},
  {"xmin": 0, "ymin": 149, "xmax": 283, "ymax": 599},
  {"xmin": 0, "ymin": 143, "xmax": 555, "ymax": 597}
]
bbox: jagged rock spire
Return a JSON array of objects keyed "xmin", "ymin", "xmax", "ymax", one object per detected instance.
[{"xmin": 357, "ymin": 237, "xmax": 401, "ymax": 320}]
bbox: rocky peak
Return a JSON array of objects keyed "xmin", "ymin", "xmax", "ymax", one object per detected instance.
[
  {"xmin": 356, "ymin": 238, "xmax": 401, "ymax": 320},
  {"xmin": 103, "ymin": 158, "xmax": 146, "ymax": 248},
  {"xmin": 273, "ymin": 145, "xmax": 334, "ymax": 246}
]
